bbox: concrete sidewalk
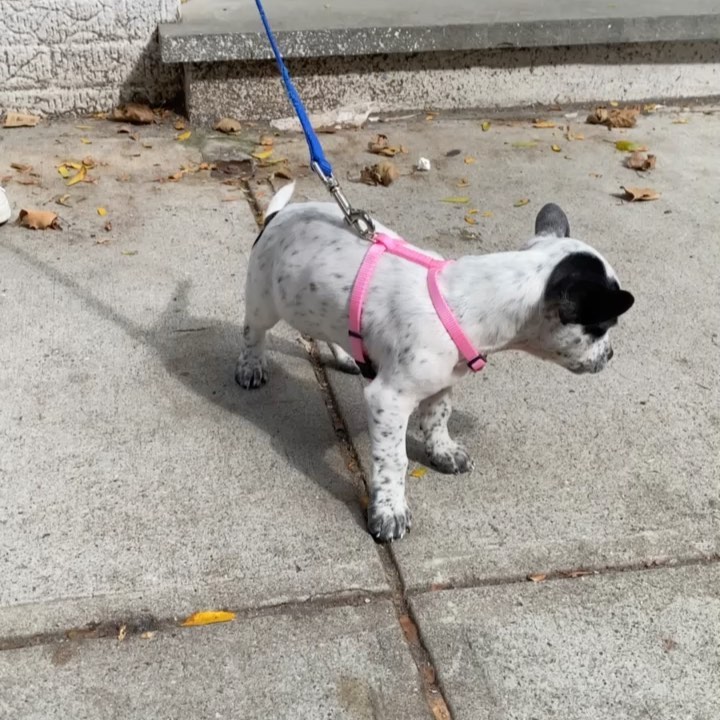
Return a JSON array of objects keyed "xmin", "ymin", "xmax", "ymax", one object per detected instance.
[{"xmin": 1, "ymin": 107, "xmax": 719, "ymax": 718}]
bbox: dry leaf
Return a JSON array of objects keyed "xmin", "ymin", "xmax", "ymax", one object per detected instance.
[
  {"xmin": 11, "ymin": 162, "xmax": 32, "ymax": 173},
  {"xmin": 441, "ymin": 196, "xmax": 470, "ymax": 204},
  {"xmin": 97, "ymin": 207, "xmax": 107, "ymax": 216},
  {"xmin": 464, "ymin": 215, "xmax": 478, "ymax": 225},
  {"xmin": 360, "ymin": 161, "xmax": 398, "ymax": 187},
  {"xmin": 81, "ymin": 156, "xmax": 96, "ymax": 169},
  {"xmin": 110, "ymin": 103, "xmax": 155, "ymax": 125},
  {"xmin": 140, "ymin": 631, "xmax": 156, "ymax": 640},
  {"xmin": 398, "ymin": 614, "xmax": 419, "ymax": 643},
  {"xmin": 57, "ymin": 165, "xmax": 70, "ymax": 178},
  {"xmin": 56, "ymin": 194, "xmax": 72, "ymax": 207},
  {"xmin": 75, "ymin": 124, "xmax": 92, "ymax": 130},
  {"xmin": 528, "ymin": 573, "xmax": 547, "ymax": 583},
  {"xmin": 481, "ymin": 121, "xmax": 491, "ymax": 132},
  {"xmin": 565, "ymin": 126, "xmax": 585, "ymax": 141},
  {"xmin": 67, "ymin": 165, "xmax": 87, "ymax": 186},
  {"xmin": 463, "ymin": 156, "xmax": 476, "ymax": 164},
  {"xmin": 252, "ymin": 148, "xmax": 273, "ymax": 160},
  {"xmin": 174, "ymin": 119, "xmax": 186, "ymax": 130},
  {"xmin": 615, "ymin": 140, "xmax": 648, "ymax": 152},
  {"xmin": 626, "ymin": 152, "xmax": 656, "ymax": 171},
  {"xmin": 514, "ymin": 198, "xmax": 530, "ymax": 207},
  {"xmin": 672, "ymin": 118, "xmax": 689, "ymax": 124},
  {"xmin": 643, "ymin": 103, "xmax": 657, "ymax": 113},
  {"xmin": 259, "ymin": 135, "xmax": 274, "ymax": 147},
  {"xmin": 117, "ymin": 625, "xmax": 127, "ymax": 642},
  {"xmin": 429, "ymin": 698, "xmax": 452, "ymax": 720},
  {"xmin": 512, "ymin": 140, "xmax": 538, "ymax": 149},
  {"xmin": 176, "ymin": 130, "xmax": 191, "ymax": 142},
  {"xmin": 15, "ymin": 177, "xmax": 41, "ymax": 186},
  {"xmin": 410, "ymin": 467, "xmax": 427, "ymax": 478},
  {"xmin": 274, "ymin": 166, "xmax": 293, "ymax": 180},
  {"xmin": 482, "ymin": 210, "xmax": 493, "ymax": 217},
  {"xmin": 116, "ymin": 125, "xmax": 133, "ymax": 134},
  {"xmin": 532, "ymin": 119, "xmax": 556, "ymax": 128},
  {"xmin": 214, "ymin": 117, "xmax": 242, "ymax": 134},
  {"xmin": 610, "ymin": 100, "xmax": 619, "ymax": 107},
  {"xmin": 367, "ymin": 133, "xmax": 405, "ymax": 157},
  {"xmin": 19, "ymin": 208, "xmax": 60, "ymax": 230},
  {"xmin": 121, "ymin": 250, "xmax": 138, "ymax": 256},
  {"xmin": 587, "ymin": 106, "xmax": 639, "ymax": 129},
  {"xmin": 3, "ymin": 112, "xmax": 40, "ymax": 128},
  {"xmin": 456, "ymin": 178, "xmax": 470, "ymax": 188},
  {"xmin": 104, "ymin": 220, "xmax": 112, "ymax": 232},
  {"xmin": 181, "ymin": 610, "xmax": 236, "ymax": 627},
  {"xmin": 551, "ymin": 144, "xmax": 561, "ymax": 152},
  {"xmin": 80, "ymin": 137, "xmax": 92, "ymax": 145},
  {"xmin": 621, "ymin": 186, "xmax": 660, "ymax": 201},
  {"xmin": 662, "ymin": 638, "xmax": 678, "ymax": 652},
  {"xmin": 425, "ymin": 113, "xmax": 437, "ymax": 121}
]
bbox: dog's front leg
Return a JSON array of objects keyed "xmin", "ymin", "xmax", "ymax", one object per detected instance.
[
  {"xmin": 364, "ymin": 378, "xmax": 416, "ymax": 542},
  {"xmin": 419, "ymin": 388, "xmax": 473, "ymax": 474}
]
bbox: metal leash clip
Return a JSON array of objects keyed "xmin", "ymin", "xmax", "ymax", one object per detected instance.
[{"xmin": 312, "ymin": 161, "xmax": 376, "ymax": 240}]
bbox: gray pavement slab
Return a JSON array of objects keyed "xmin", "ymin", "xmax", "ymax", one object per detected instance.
[
  {"xmin": 0, "ymin": 601, "xmax": 430, "ymax": 720},
  {"xmin": 161, "ymin": 0, "xmax": 720, "ymax": 62},
  {"xmin": 0, "ymin": 120, "xmax": 387, "ymax": 637},
  {"xmin": 411, "ymin": 564, "xmax": 720, "ymax": 720},
  {"xmin": 281, "ymin": 109, "xmax": 720, "ymax": 587}
]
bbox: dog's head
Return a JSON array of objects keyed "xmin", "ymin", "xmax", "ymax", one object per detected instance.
[{"xmin": 522, "ymin": 203, "xmax": 634, "ymax": 374}]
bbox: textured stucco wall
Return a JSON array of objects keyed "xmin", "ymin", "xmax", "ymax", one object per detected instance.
[{"xmin": 0, "ymin": 0, "xmax": 181, "ymax": 115}]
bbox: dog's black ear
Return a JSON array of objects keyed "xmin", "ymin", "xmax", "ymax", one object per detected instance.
[
  {"xmin": 559, "ymin": 283, "xmax": 635, "ymax": 325},
  {"xmin": 535, "ymin": 203, "xmax": 571, "ymax": 238}
]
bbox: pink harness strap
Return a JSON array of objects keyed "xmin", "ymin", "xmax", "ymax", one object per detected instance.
[{"xmin": 348, "ymin": 233, "xmax": 486, "ymax": 375}]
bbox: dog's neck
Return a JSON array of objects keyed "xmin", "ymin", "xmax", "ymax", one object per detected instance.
[{"xmin": 441, "ymin": 242, "xmax": 569, "ymax": 354}]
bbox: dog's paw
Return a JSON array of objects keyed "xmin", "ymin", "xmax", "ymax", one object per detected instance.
[
  {"xmin": 428, "ymin": 443, "xmax": 474, "ymax": 474},
  {"xmin": 328, "ymin": 344, "xmax": 361, "ymax": 375},
  {"xmin": 235, "ymin": 356, "xmax": 268, "ymax": 390},
  {"xmin": 368, "ymin": 500, "xmax": 412, "ymax": 542}
]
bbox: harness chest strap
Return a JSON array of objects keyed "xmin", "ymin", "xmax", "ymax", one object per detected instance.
[{"xmin": 348, "ymin": 233, "xmax": 487, "ymax": 374}]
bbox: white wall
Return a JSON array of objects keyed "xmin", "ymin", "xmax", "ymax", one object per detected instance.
[{"xmin": 0, "ymin": 0, "xmax": 181, "ymax": 115}]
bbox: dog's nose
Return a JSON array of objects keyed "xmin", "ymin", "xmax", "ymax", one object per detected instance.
[{"xmin": 608, "ymin": 347, "xmax": 614, "ymax": 361}]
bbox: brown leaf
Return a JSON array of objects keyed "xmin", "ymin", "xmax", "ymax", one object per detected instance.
[
  {"xmin": 398, "ymin": 614, "xmax": 419, "ymax": 644},
  {"xmin": 117, "ymin": 625, "xmax": 127, "ymax": 642},
  {"xmin": 104, "ymin": 220, "xmax": 112, "ymax": 232},
  {"xmin": 214, "ymin": 117, "xmax": 242, "ymax": 134},
  {"xmin": 11, "ymin": 162, "xmax": 32, "ymax": 173},
  {"xmin": 19, "ymin": 208, "xmax": 60, "ymax": 230},
  {"xmin": 626, "ymin": 152, "xmax": 656, "ymax": 171},
  {"xmin": 527, "ymin": 573, "xmax": 547, "ymax": 583},
  {"xmin": 81, "ymin": 156, "xmax": 97, "ymax": 169},
  {"xmin": 174, "ymin": 119, "xmax": 186, "ymax": 131},
  {"xmin": 586, "ymin": 106, "xmax": 639, "ymax": 129},
  {"xmin": 16, "ymin": 177, "xmax": 41, "ymax": 186},
  {"xmin": 456, "ymin": 178, "xmax": 470, "ymax": 188},
  {"xmin": 259, "ymin": 135, "xmax": 274, "ymax": 146},
  {"xmin": 429, "ymin": 698, "xmax": 451, "ymax": 720},
  {"xmin": 367, "ymin": 134, "xmax": 405, "ymax": 157},
  {"xmin": 360, "ymin": 161, "xmax": 398, "ymax": 187},
  {"xmin": 273, "ymin": 166, "xmax": 293, "ymax": 180},
  {"xmin": 564, "ymin": 126, "xmax": 585, "ymax": 141},
  {"xmin": 3, "ymin": 112, "xmax": 40, "ymax": 128},
  {"xmin": 110, "ymin": 103, "xmax": 155, "ymax": 125},
  {"xmin": 621, "ymin": 186, "xmax": 661, "ymax": 201}
]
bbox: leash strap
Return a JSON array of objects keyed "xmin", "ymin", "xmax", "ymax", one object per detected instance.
[{"xmin": 254, "ymin": 0, "xmax": 375, "ymax": 239}]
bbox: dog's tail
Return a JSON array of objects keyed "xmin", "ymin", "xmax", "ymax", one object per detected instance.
[{"xmin": 264, "ymin": 181, "xmax": 295, "ymax": 223}]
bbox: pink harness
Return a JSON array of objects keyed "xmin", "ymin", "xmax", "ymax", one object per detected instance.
[{"xmin": 348, "ymin": 233, "xmax": 487, "ymax": 377}]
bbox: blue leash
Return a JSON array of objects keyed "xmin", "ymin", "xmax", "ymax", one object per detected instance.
[{"xmin": 254, "ymin": 0, "xmax": 375, "ymax": 238}]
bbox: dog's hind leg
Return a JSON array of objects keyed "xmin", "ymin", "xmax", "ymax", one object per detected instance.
[
  {"xmin": 418, "ymin": 388, "xmax": 473, "ymax": 474},
  {"xmin": 328, "ymin": 343, "xmax": 361, "ymax": 374},
  {"xmin": 235, "ymin": 274, "xmax": 279, "ymax": 390}
]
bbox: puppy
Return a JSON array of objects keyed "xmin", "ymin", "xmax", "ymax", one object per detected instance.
[{"xmin": 237, "ymin": 183, "xmax": 634, "ymax": 542}]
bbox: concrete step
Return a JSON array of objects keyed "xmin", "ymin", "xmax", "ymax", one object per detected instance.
[{"xmin": 160, "ymin": 0, "xmax": 720, "ymax": 123}]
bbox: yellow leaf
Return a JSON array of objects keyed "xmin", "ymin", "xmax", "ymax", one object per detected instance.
[
  {"xmin": 672, "ymin": 118, "xmax": 689, "ymax": 124},
  {"xmin": 80, "ymin": 137, "xmax": 92, "ymax": 144},
  {"xmin": 121, "ymin": 250, "xmax": 138, "ymax": 256},
  {"xmin": 532, "ymin": 119, "xmax": 556, "ymax": 128},
  {"xmin": 615, "ymin": 140, "xmax": 648, "ymax": 152},
  {"xmin": 481, "ymin": 121, "xmax": 491, "ymax": 132},
  {"xmin": 66, "ymin": 165, "xmax": 87, "ymax": 186},
  {"xmin": 464, "ymin": 215, "xmax": 478, "ymax": 225},
  {"xmin": 97, "ymin": 207, "xmax": 107, "ymax": 216},
  {"xmin": 467, "ymin": 208, "xmax": 478, "ymax": 215},
  {"xmin": 513, "ymin": 198, "xmax": 530, "ymax": 207},
  {"xmin": 181, "ymin": 610, "xmax": 236, "ymax": 627},
  {"xmin": 463, "ymin": 156, "xmax": 476, "ymax": 164},
  {"xmin": 481, "ymin": 210, "xmax": 493, "ymax": 217},
  {"xmin": 410, "ymin": 467, "xmax": 427, "ymax": 478},
  {"xmin": 252, "ymin": 148, "xmax": 273, "ymax": 160},
  {"xmin": 57, "ymin": 165, "xmax": 71, "ymax": 178},
  {"xmin": 176, "ymin": 130, "xmax": 192, "ymax": 141},
  {"xmin": 66, "ymin": 161, "xmax": 83, "ymax": 170},
  {"xmin": 512, "ymin": 141, "xmax": 538, "ymax": 149},
  {"xmin": 609, "ymin": 100, "xmax": 619, "ymax": 107},
  {"xmin": 441, "ymin": 196, "xmax": 470, "ymax": 204},
  {"xmin": 551, "ymin": 144, "xmax": 561, "ymax": 152}
]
